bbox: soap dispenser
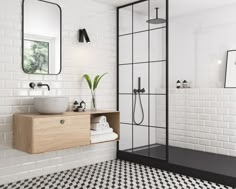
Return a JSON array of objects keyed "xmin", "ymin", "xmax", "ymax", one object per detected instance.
[
  {"xmin": 73, "ymin": 101, "xmax": 79, "ymax": 112},
  {"xmin": 79, "ymin": 101, "xmax": 86, "ymax": 112},
  {"xmin": 176, "ymin": 80, "xmax": 181, "ymax": 89},
  {"xmin": 183, "ymin": 80, "xmax": 188, "ymax": 88},
  {"xmin": 73, "ymin": 101, "xmax": 86, "ymax": 112}
]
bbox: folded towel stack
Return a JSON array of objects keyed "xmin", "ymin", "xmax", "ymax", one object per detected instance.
[
  {"xmin": 91, "ymin": 116, "xmax": 118, "ymax": 143},
  {"xmin": 91, "ymin": 116, "xmax": 109, "ymax": 131},
  {"xmin": 91, "ymin": 132, "xmax": 118, "ymax": 144},
  {"xmin": 91, "ymin": 128, "xmax": 113, "ymax": 136}
]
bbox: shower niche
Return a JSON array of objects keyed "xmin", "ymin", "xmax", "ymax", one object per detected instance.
[{"xmin": 118, "ymin": 0, "xmax": 168, "ymax": 160}]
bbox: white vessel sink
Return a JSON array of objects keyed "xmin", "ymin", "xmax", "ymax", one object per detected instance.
[{"xmin": 34, "ymin": 97, "xmax": 69, "ymax": 114}]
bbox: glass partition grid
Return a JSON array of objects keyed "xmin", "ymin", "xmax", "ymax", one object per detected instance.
[{"xmin": 117, "ymin": 0, "xmax": 168, "ymax": 161}]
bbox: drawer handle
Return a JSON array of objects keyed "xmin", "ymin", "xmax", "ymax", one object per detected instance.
[{"xmin": 60, "ymin": 120, "xmax": 65, "ymax": 124}]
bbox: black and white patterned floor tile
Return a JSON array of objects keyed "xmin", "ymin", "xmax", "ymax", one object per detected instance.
[{"xmin": 0, "ymin": 160, "xmax": 233, "ymax": 189}]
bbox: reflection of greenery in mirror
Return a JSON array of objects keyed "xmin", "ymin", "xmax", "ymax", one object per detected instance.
[{"xmin": 24, "ymin": 40, "xmax": 49, "ymax": 74}]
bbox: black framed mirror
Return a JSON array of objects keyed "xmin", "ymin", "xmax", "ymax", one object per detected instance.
[{"xmin": 22, "ymin": 0, "xmax": 62, "ymax": 75}]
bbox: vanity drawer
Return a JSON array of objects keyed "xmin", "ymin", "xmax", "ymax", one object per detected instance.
[
  {"xmin": 31, "ymin": 115, "xmax": 90, "ymax": 153},
  {"xmin": 33, "ymin": 116, "xmax": 89, "ymax": 129}
]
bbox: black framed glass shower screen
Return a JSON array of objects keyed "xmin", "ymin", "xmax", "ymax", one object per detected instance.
[{"xmin": 117, "ymin": 0, "xmax": 168, "ymax": 161}]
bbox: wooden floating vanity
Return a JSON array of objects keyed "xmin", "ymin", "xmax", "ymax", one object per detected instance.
[{"xmin": 13, "ymin": 110, "xmax": 120, "ymax": 154}]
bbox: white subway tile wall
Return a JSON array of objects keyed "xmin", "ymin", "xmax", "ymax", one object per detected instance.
[
  {"xmin": 170, "ymin": 88, "xmax": 236, "ymax": 157},
  {"xmin": 0, "ymin": 0, "xmax": 117, "ymax": 145},
  {"xmin": 0, "ymin": 0, "xmax": 117, "ymax": 185},
  {"xmin": 0, "ymin": 142, "xmax": 117, "ymax": 185}
]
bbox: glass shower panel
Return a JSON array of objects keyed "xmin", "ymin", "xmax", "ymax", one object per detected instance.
[
  {"xmin": 133, "ymin": 63, "xmax": 148, "ymax": 93},
  {"xmin": 133, "ymin": 32, "xmax": 148, "ymax": 63},
  {"xmin": 119, "ymin": 35, "xmax": 132, "ymax": 64},
  {"xmin": 120, "ymin": 124, "xmax": 133, "ymax": 151},
  {"xmin": 150, "ymin": 95, "xmax": 166, "ymax": 127},
  {"xmin": 119, "ymin": 65, "xmax": 132, "ymax": 93},
  {"xmin": 150, "ymin": 29, "xmax": 166, "ymax": 62},
  {"xmin": 150, "ymin": 127, "xmax": 166, "ymax": 145},
  {"xmin": 119, "ymin": 95, "xmax": 132, "ymax": 124},
  {"xmin": 133, "ymin": 1, "xmax": 148, "ymax": 33},
  {"xmin": 149, "ymin": 127, "xmax": 166, "ymax": 160},
  {"xmin": 118, "ymin": 0, "xmax": 167, "ymax": 161},
  {"xmin": 119, "ymin": 6, "xmax": 132, "ymax": 35},
  {"xmin": 150, "ymin": 62, "xmax": 166, "ymax": 94},
  {"xmin": 133, "ymin": 125, "xmax": 149, "ymax": 149}
]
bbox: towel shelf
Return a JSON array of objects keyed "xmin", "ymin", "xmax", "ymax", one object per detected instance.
[{"xmin": 13, "ymin": 110, "xmax": 120, "ymax": 154}]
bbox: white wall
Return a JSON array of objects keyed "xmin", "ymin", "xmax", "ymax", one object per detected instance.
[
  {"xmin": 169, "ymin": 4, "xmax": 236, "ymax": 156},
  {"xmin": 170, "ymin": 4, "xmax": 236, "ymax": 88},
  {"xmin": 0, "ymin": 0, "xmax": 117, "ymax": 185}
]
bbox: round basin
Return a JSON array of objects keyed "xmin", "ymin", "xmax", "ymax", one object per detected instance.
[{"xmin": 34, "ymin": 97, "xmax": 69, "ymax": 114}]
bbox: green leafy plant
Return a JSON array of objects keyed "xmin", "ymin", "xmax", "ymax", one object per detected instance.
[
  {"xmin": 83, "ymin": 73, "xmax": 107, "ymax": 92},
  {"xmin": 83, "ymin": 73, "xmax": 107, "ymax": 110}
]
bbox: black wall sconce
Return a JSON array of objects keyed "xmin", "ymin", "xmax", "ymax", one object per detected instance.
[{"xmin": 78, "ymin": 29, "xmax": 90, "ymax": 43}]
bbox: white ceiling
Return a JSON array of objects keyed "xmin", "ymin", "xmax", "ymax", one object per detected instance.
[
  {"xmin": 170, "ymin": 0, "xmax": 236, "ymax": 17},
  {"xmin": 97, "ymin": 0, "xmax": 236, "ymax": 17},
  {"xmin": 96, "ymin": 0, "xmax": 138, "ymax": 7}
]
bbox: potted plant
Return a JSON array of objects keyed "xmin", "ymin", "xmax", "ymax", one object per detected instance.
[{"xmin": 83, "ymin": 73, "xmax": 107, "ymax": 111}]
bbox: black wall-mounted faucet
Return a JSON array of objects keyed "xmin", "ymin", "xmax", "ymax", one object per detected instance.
[
  {"xmin": 37, "ymin": 82, "xmax": 50, "ymax": 91},
  {"xmin": 29, "ymin": 82, "xmax": 50, "ymax": 91}
]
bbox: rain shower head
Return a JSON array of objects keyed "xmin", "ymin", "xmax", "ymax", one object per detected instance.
[
  {"xmin": 147, "ymin": 8, "xmax": 166, "ymax": 24},
  {"xmin": 147, "ymin": 17, "xmax": 166, "ymax": 24}
]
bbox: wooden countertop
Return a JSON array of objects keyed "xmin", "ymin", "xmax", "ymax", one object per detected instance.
[{"xmin": 14, "ymin": 110, "xmax": 119, "ymax": 118}]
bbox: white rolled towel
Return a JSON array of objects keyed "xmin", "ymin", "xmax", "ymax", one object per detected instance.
[
  {"xmin": 91, "ymin": 128, "xmax": 113, "ymax": 136},
  {"xmin": 91, "ymin": 132, "xmax": 118, "ymax": 144},
  {"xmin": 91, "ymin": 121, "xmax": 110, "ymax": 131},
  {"xmin": 104, "ymin": 122, "xmax": 110, "ymax": 129},
  {"xmin": 92, "ymin": 116, "xmax": 107, "ymax": 124},
  {"xmin": 91, "ymin": 123, "xmax": 105, "ymax": 131}
]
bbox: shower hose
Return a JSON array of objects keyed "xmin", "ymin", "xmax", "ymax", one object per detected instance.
[{"xmin": 133, "ymin": 92, "xmax": 145, "ymax": 125}]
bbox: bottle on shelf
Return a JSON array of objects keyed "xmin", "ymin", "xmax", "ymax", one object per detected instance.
[{"xmin": 176, "ymin": 80, "xmax": 181, "ymax": 89}]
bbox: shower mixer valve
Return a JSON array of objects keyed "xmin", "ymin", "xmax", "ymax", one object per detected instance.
[
  {"xmin": 134, "ymin": 88, "xmax": 145, "ymax": 94},
  {"xmin": 134, "ymin": 77, "xmax": 145, "ymax": 94}
]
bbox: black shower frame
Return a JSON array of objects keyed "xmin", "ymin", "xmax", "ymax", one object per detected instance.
[
  {"xmin": 116, "ymin": 0, "xmax": 236, "ymax": 187},
  {"xmin": 117, "ymin": 0, "xmax": 169, "ymax": 159}
]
